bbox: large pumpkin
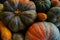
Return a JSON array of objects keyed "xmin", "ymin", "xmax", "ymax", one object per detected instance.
[
  {"xmin": 25, "ymin": 22, "xmax": 60, "ymax": 40},
  {"xmin": 0, "ymin": 21, "xmax": 12, "ymax": 40},
  {"xmin": 32, "ymin": 0, "xmax": 51, "ymax": 12},
  {"xmin": 12, "ymin": 34, "xmax": 23, "ymax": 40},
  {"xmin": 46, "ymin": 7, "xmax": 60, "ymax": 27},
  {"xmin": 0, "ymin": 0, "xmax": 37, "ymax": 32}
]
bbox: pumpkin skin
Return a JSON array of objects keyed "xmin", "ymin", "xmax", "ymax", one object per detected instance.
[
  {"xmin": 25, "ymin": 22, "xmax": 60, "ymax": 40},
  {"xmin": 38, "ymin": 13, "xmax": 47, "ymax": 21},
  {"xmin": 12, "ymin": 34, "xmax": 23, "ymax": 40},
  {"xmin": 0, "ymin": 0, "xmax": 37, "ymax": 32},
  {"xmin": 51, "ymin": 0, "xmax": 60, "ymax": 7},
  {"xmin": 32, "ymin": 0, "xmax": 51, "ymax": 12},
  {"xmin": 0, "ymin": 21, "xmax": 12, "ymax": 40},
  {"xmin": 46, "ymin": 7, "xmax": 60, "ymax": 27}
]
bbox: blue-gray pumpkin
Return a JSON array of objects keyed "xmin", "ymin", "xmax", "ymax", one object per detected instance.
[
  {"xmin": 0, "ymin": 0, "xmax": 37, "ymax": 32},
  {"xmin": 47, "ymin": 7, "xmax": 60, "ymax": 27},
  {"xmin": 32, "ymin": 0, "xmax": 51, "ymax": 12}
]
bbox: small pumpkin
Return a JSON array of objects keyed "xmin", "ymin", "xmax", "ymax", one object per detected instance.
[
  {"xmin": 51, "ymin": 0, "xmax": 60, "ymax": 7},
  {"xmin": 46, "ymin": 7, "xmax": 60, "ymax": 27},
  {"xmin": 25, "ymin": 22, "xmax": 60, "ymax": 40},
  {"xmin": 32, "ymin": 0, "xmax": 51, "ymax": 12},
  {"xmin": 0, "ymin": 0, "xmax": 37, "ymax": 32},
  {"xmin": 0, "ymin": 21, "xmax": 12, "ymax": 40},
  {"xmin": 12, "ymin": 34, "xmax": 24, "ymax": 40},
  {"xmin": 38, "ymin": 13, "xmax": 47, "ymax": 21}
]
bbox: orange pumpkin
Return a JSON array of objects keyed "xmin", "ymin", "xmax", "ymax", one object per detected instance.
[
  {"xmin": 51, "ymin": 0, "xmax": 60, "ymax": 7},
  {"xmin": 0, "ymin": 21, "xmax": 12, "ymax": 40},
  {"xmin": 25, "ymin": 22, "xmax": 60, "ymax": 40},
  {"xmin": 38, "ymin": 13, "xmax": 47, "ymax": 21}
]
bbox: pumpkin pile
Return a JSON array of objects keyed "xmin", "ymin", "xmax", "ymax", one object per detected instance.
[{"xmin": 0, "ymin": 0, "xmax": 60, "ymax": 40}]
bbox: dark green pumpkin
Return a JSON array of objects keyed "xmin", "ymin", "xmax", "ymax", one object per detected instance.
[
  {"xmin": 0, "ymin": 0, "xmax": 37, "ymax": 32},
  {"xmin": 47, "ymin": 7, "xmax": 60, "ymax": 27},
  {"xmin": 12, "ymin": 34, "xmax": 23, "ymax": 40},
  {"xmin": 32, "ymin": 0, "xmax": 51, "ymax": 12}
]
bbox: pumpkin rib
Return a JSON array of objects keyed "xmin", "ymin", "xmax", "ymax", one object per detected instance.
[
  {"xmin": 4, "ymin": 1, "xmax": 14, "ymax": 11},
  {"xmin": 28, "ymin": 23, "xmax": 43, "ymax": 39},
  {"xmin": 37, "ymin": 22, "xmax": 47, "ymax": 39}
]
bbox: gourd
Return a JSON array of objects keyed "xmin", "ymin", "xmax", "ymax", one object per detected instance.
[
  {"xmin": 38, "ymin": 13, "xmax": 47, "ymax": 21},
  {"xmin": 47, "ymin": 7, "xmax": 60, "ymax": 27},
  {"xmin": 25, "ymin": 22, "xmax": 60, "ymax": 40},
  {"xmin": 12, "ymin": 34, "xmax": 23, "ymax": 40},
  {"xmin": 0, "ymin": 21, "xmax": 12, "ymax": 40},
  {"xmin": 51, "ymin": 0, "xmax": 60, "ymax": 7},
  {"xmin": 0, "ymin": 0, "xmax": 37, "ymax": 32},
  {"xmin": 32, "ymin": 0, "xmax": 51, "ymax": 12}
]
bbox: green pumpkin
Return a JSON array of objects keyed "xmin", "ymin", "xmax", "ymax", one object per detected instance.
[
  {"xmin": 32, "ymin": 0, "xmax": 51, "ymax": 12},
  {"xmin": 47, "ymin": 7, "xmax": 60, "ymax": 27},
  {"xmin": 0, "ymin": 0, "xmax": 37, "ymax": 32},
  {"xmin": 12, "ymin": 34, "xmax": 23, "ymax": 40}
]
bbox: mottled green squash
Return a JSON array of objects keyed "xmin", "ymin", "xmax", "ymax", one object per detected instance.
[{"xmin": 32, "ymin": 0, "xmax": 51, "ymax": 12}]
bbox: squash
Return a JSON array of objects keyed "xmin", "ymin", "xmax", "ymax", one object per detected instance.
[
  {"xmin": 0, "ymin": 21, "xmax": 12, "ymax": 40},
  {"xmin": 51, "ymin": 0, "xmax": 60, "ymax": 7},
  {"xmin": 0, "ymin": 0, "xmax": 37, "ymax": 32},
  {"xmin": 46, "ymin": 7, "xmax": 60, "ymax": 27},
  {"xmin": 12, "ymin": 34, "xmax": 23, "ymax": 40},
  {"xmin": 32, "ymin": 0, "xmax": 51, "ymax": 12},
  {"xmin": 0, "ymin": 4, "xmax": 4, "ymax": 12},
  {"xmin": 25, "ymin": 22, "xmax": 60, "ymax": 40},
  {"xmin": 38, "ymin": 13, "xmax": 47, "ymax": 21}
]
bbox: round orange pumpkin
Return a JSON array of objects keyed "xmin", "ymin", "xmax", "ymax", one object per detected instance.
[
  {"xmin": 0, "ymin": 21, "xmax": 12, "ymax": 40},
  {"xmin": 38, "ymin": 13, "xmax": 47, "ymax": 21},
  {"xmin": 51, "ymin": 0, "xmax": 60, "ymax": 7}
]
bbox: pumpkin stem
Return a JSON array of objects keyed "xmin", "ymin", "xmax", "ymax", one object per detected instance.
[
  {"xmin": 14, "ymin": 9, "xmax": 21, "ymax": 15},
  {"xmin": 57, "ymin": 17, "xmax": 60, "ymax": 21}
]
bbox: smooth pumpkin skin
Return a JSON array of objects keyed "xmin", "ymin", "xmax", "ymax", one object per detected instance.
[
  {"xmin": 12, "ymin": 34, "xmax": 23, "ymax": 40},
  {"xmin": 32, "ymin": 0, "xmax": 51, "ymax": 12},
  {"xmin": 47, "ymin": 7, "xmax": 60, "ymax": 27},
  {"xmin": 0, "ymin": 0, "xmax": 37, "ymax": 32},
  {"xmin": 51, "ymin": 0, "xmax": 60, "ymax": 7},
  {"xmin": 25, "ymin": 22, "xmax": 60, "ymax": 40},
  {"xmin": 0, "ymin": 21, "xmax": 12, "ymax": 40}
]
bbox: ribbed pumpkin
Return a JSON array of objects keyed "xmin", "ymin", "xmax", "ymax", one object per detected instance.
[
  {"xmin": 47, "ymin": 7, "xmax": 60, "ymax": 27},
  {"xmin": 32, "ymin": 0, "xmax": 51, "ymax": 12},
  {"xmin": 25, "ymin": 22, "xmax": 60, "ymax": 40},
  {"xmin": 12, "ymin": 34, "xmax": 23, "ymax": 40},
  {"xmin": 0, "ymin": 0, "xmax": 37, "ymax": 32},
  {"xmin": 0, "ymin": 21, "xmax": 12, "ymax": 40}
]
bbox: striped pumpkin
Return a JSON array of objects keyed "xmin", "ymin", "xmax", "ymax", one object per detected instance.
[
  {"xmin": 0, "ymin": 0, "xmax": 37, "ymax": 32},
  {"xmin": 25, "ymin": 22, "xmax": 60, "ymax": 40}
]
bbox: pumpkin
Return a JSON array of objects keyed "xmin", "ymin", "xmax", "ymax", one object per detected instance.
[
  {"xmin": 38, "ymin": 13, "xmax": 47, "ymax": 21},
  {"xmin": 25, "ymin": 22, "xmax": 60, "ymax": 40},
  {"xmin": 32, "ymin": 0, "xmax": 51, "ymax": 12},
  {"xmin": 12, "ymin": 34, "xmax": 23, "ymax": 40},
  {"xmin": 46, "ymin": 7, "xmax": 60, "ymax": 27},
  {"xmin": 0, "ymin": 21, "xmax": 12, "ymax": 40},
  {"xmin": 0, "ymin": 0, "xmax": 37, "ymax": 32},
  {"xmin": 51, "ymin": 0, "xmax": 60, "ymax": 7},
  {"xmin": 0, "ymin": 4, "xmax": 4, "ymax": 12}
]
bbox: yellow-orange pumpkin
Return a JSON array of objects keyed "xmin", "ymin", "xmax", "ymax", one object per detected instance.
[
  {"xmin": 0, "ymin": 21, "xmax": 12, "ymax": 40},
  {"xmin": 38, "ymin": 13, "xmax": 47, "ymax": 21}
]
